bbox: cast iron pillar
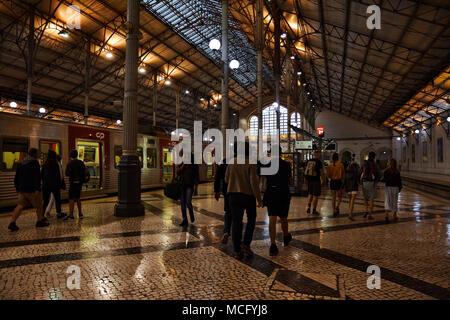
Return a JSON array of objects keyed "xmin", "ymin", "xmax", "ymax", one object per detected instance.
[
  {"xmin": 115, "ymin": 0, "xmax": 144, "ymax": 217},
  {"xmin": 221, "ymin": 0, "xmax": 229, "ymax": 153},
  {"xmin": 256, "ymin": 0, "xmax": 264, "ymax": 147}
]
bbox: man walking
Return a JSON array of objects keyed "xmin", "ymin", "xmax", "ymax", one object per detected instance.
[
  {"xmin": 214, "ymin": 157, "xmax": 231, "ymax": 244},
  {"xmin": 8, "ymin": 148, "xmax": 49, "ymax": 231},
  {"xmin": 65, "ymin": 150, "xmax": 88, "ymax": 220}
]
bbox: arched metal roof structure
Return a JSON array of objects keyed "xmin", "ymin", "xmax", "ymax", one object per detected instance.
[{"xmin": 0, "ymin": 0, "xmax": 449, "ymax": 134}]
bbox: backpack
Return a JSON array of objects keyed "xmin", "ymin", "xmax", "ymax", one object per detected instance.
[
  {"xmin": 305, "ymin": 160, "xmax": 318, "ymax": 178},
  {"xmin": 361, "ymin": 162, "xmax": 375, "ymax": 181}
]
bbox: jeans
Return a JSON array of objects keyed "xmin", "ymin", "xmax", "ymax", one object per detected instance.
[
  {"xmin": 223, "ymin": 194, "xmax": 232, "ymax": 234},
  {"xmin": 43, "ymin": 186, "xmax": 61, "ymax": 214},
  {"xmin": 229, "ymin": 193, "xmax": 257, "ymax": 252},
  {"xmin": 180, "ymin": 185, "xmax": 194, "ymax": 221}
]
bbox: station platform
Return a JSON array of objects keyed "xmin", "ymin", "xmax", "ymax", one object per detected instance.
[
  {"xmin": 401, "ymin": 171, "xmax": 450, "ymax": 200},
  {"xmin": 0, "ymin": 183, "xmax": 448, "ymax": 300}
]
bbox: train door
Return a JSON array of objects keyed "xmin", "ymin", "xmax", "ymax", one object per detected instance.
[
  {"xmin": 39, "ymin": 140, "xmax": 61, "ymax": 163},
  {"xmin": 76, "ymin": 140, "xmax": 103, "ymax": 191},
  {"xmin": 162, "ymin": 146, "xmax": 173, "ymax": 183}
]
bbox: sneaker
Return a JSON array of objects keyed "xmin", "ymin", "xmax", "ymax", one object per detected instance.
[
  {"xmin": 221, "ymin": 233, "xmax": 230, "ymax": 244},
  {"xmin": 79, "ymin": 213, "xmax": 84, "ymax": 219},
  {"xmin": 179, "ymin": 220, "xmax": 188, "ymax": 227},
  {"xmin": 57, "ymin": 212, "xmax": 67, "ymax": 219},
  {"xmin": 241, "ymin": 244, "xmax": 254, "ymax": 257},
  {"xmin": 269, "ymin": 244, "xmax": 279, "ymax": 256},
  {"xmin": 189, "ymin": 213, "xmax": 195, "ymax": 223},
  {"xmin": 363, "ymin": 212, "xmax": 368, "ymax": 218},
  {"xmin": 64, "ymin": 215, "xmax": 75, "ymax": 221},
  {"xmin": 8, "ymin": 222, "xmax": 19, "ymax": 232},
  {"xmin": 36, "ymin": 219, "xmax": 50, "ymax": 228},
  {"xmin": 283, "ymin": 233, "xmax": 293, "ymax": 247},
  {"xmin": 312, "ymin": 209, "xmax": 320, "ymax": 215},
  {"xmin": 306, "ymin": 206, "xmax": 311, "ymax": 214}
]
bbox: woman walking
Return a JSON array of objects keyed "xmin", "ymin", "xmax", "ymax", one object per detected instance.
[
  {"xmin": 343, "ymin": 161, "xmax": 359, "ymax": 221},
  {"xmin": 177, "ymin": 153, "xmax": 199, "ymax": 226},
  {"xmin": 264, "ymin": 148, "xmax": 292, "ymax": 256},
  {"xmin": 382, "ymin": 159, "xmax": 402, "ymax": 223},
  {"xmin": 327, "ymin": 153, "xmax": 345, "ymax": 216},
  {"xmin": 42, "ymin": 150, "xmax": 66, "ymax": 219}
]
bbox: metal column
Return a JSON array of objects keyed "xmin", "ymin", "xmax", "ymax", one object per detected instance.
[
  {"xmin": 115, "ymin": 0, "xmax": 144, "ymax": 217},
  {"xmin": 175, "ymin": 86, "xmax": 180, "ymax": 129},
  {"xmin": 153, "ymin": 72, "xmax": 157, "ymax": 127},
  {"xmin": 84, "ymin": 38, "xmax": 91, "ymax": 123},
  {"xmin": 273, "ymin": 4, "xmax": 281, "ymax": 144},
  {"xmin": 26, "ymin": 9, "xmax": 35, "ymax": 115},
  {"xmin": 221, "ymin": 0, "xmax": 229, "ymax": 151},
  {"xmin": 256, "ymin": 0, "xmax": 264, "ymax": 146}
]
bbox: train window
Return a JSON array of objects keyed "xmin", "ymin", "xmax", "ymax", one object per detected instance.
[
  {"xmin": 39, "ymin": 140, "xmax": 61, "ymax": 163},
  {"xmin": 114, "ymin": 146, "xmax": 122, "ymax": 168},
  {"xmin": 147, "ymin": 138, "xmax": 155, "ymax": 145},
  {"xmin": 114, "ymin": 146, "xmax": 143, "ymax": 168},
  {"xmin": 1, "ymin": 137, "xmax": 29, "ymax": 171},
  {"xmin": 137, "ymin": 147, "xmax": 143, "ymax": 168},
  {"xmin": 146, "ymin": 148, "xmax": 157, "ymax": 168}
]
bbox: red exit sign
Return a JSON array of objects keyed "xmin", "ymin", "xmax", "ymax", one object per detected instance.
[{"xmin": 317, "ymin": 126, "xmax": 324, "ymax": 135}]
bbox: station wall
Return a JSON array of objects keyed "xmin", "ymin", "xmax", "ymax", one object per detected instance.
[
  {"xmin": 392, "ymin": 123, "xmax": 450, "ymax": 175},
  {"xmin": 315, "ymin": 110, "xmax": 393, "ymax": 165}
]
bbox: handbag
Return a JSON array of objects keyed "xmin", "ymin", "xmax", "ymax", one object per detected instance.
[{"xmin": 164, "ymin": 179, "xmax": 181, "ymax": 201}]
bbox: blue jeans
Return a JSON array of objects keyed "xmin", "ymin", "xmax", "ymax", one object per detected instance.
[{"xmin": 180, "ymin": 185, "xmax": 194, "ymax": 221}]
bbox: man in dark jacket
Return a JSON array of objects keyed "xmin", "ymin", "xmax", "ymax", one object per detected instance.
[
  {"xmin": 214, "ymin": 157, "xmax": 231, "ymax": 244},
  {"xmin": 8, "ymin": 148, "xmax": 49, "ymax": 231},
  {"xmin": 65, "ymin": 149, "xmax": 88, "ymax": 220}
]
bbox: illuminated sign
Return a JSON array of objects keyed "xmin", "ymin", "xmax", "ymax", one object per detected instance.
[
  {"xmin": 316, "ymin": 126, "xmax": 324, "ymax": 136},
  {"xmin": 295, "ymin": 140, "xmax": 313, "ymax": 150}
]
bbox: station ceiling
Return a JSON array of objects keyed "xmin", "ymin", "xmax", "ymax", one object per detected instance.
[{"xmin": 0, "ymin": 0, "xmax": 449, "ymax": 133}]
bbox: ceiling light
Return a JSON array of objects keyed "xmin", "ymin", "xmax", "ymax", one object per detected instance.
[
  {"xmin": 139, "ymin": 67, "xmax": 146, "ymax": 74},
  {"xmin": 281, "ymin": 33, "xmax": 287, "ymax": 39},
  {"xmin": 209, "ymin": 38, "xmax": 221, "ymax": 50},
  {"xmin": 290, "ymin": 55, "xmax": 295, "ymax": 60},
  {"xmin": 229, "ymin": 59, "xmax": 240, "ymax": 69},
  {"xmin": 447, "ymin": 116, "xmax": 450, "ymax": 122},
  {"xmin": 414, "ymin": 129, "xmax": 420, "ymax": 134},
  {"xmin": 39, "ymin": 107, "xmax": 46, "ymax": 114},
  {"xmin": 303, "ymin": 83, "xmax": 306, "ymax": 86},
  {"xmin": 233, "ymin": 112, "xmax": 236, "ymax": 115},
  {"xmin": 10, "ymin": 101, "xmax": 17, "ymax": 108},
  {"xmin": 213, "ymin": 104, "xmax": 217, "ymax": 107},
  {"xmin": 297, "ymin": 71, "xmax": 302, "ymax": 75},
  {"xmin": 396, "ymin": 137, "xmax": 401, "ymax": 141},
  {"xmin": 185, "ymin": 90, "xmax": 190, "ymax": 94},
  {"xmin": 106, "ymin": 52, "xmax": 113, "ymax": 59},
  {"xmin": 58, "ymin": 30, "xmax": 69, "ymax": 38},
  {"xmin": 307, "ymin": 92, "xmax": 310, "ymax": 95},
  {"xmin": 164, "ymin": 79, "xmax": 171, "ymax": 86},
  {"xmin": 200, "ymin": 97, "xmax": 204, "ymax": 101},
  {"xmin": 116, "ymin": 119, "xmax": 122, "ymax": 125}
]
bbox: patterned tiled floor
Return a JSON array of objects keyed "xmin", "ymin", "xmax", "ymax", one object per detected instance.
[{"xmin": 0, "ymin": 184, "xmax": 448, "ymax": 300}]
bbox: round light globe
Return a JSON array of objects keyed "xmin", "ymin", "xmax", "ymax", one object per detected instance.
[
  {"xmin": 209, "ymin": 38, "xmax": 221, "ymax": 50},
  {"xmin": 229, "ymin": 59, "xmax": 240, "ymax": 69}
]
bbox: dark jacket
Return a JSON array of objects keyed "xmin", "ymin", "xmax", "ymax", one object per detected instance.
[
  {"xmin": 214, "ymin": 162, "xmax": 228, "ymax": 195},
  {"xmin": 14, "ymin": 156, "xmax": 41, "ymax": 193},
  {"xmin": 177, "ymin": 164, "xmax": 199, "ymax": 187},
  {"xmin": 66, "ymin": 159, "xmax": 86, "ymax": 184},
  {"xmin": 263, "ymin": 158, "xmax": 291, "ymax": 207},
  {"xmin": 382, "ymin": 169, "xmax": 402, "ymax": 191},
  {"xmin": 42, "ymin": 160, "xmax": 63, "ymax": 190}
]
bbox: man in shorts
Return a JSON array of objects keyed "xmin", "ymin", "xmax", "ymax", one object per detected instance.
[
  {"xmin": 304, "ymin": 151, "xmax": 324, "ymax": 215},
  {"xmin": 65, "ymin": 150, "xmax": 88, "ymax": 220},
  {"xmin": 8, "ymin": 148, "xmax": 49, "ymax": 231}
]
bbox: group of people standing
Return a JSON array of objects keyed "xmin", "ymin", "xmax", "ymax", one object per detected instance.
[
  {"xmin": 8, "ymin": 148, "xmax": 89, "ymax": 232},
  {"xmin": 304, "ymin": 150, "xmax": 402, "ymax": 223}
]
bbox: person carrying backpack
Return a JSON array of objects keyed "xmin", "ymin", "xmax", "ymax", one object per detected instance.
[
  {"xmin": 65, "ymin": 149, "xmax": 89, "ymax": 220},
  {"xmin": 360, "ymin": 151, "xmax": 380, "ymax": 220},
  {"xmin": 381, "ymin": 159, "xmax": 402, "ymax": 223},
  {"xmin": 304, "ymin": 151, "xmax": 324, "ymax": 215}
]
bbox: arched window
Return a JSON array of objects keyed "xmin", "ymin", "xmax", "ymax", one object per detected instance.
[
  {"xmin": 249, "ymin": 116, "xmax": 258, "ymax": 137},
  {"xmin": 262, "ymin": 105, "xmax": 288, "ymax": 136},
  {"xmin": 290, "ymin": 112, "xmax": 301, "ymax": 129}
]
